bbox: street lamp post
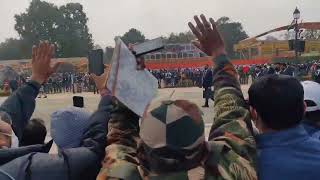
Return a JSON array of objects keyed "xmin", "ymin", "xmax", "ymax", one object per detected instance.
[{"xmin": 293, "ymin": 7, "xmax": 300, "ymax": 60}]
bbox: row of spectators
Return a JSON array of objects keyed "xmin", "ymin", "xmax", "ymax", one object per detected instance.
[
  {"xmin": 3, "ymin": 61, "xmax": 320, "ymax": 94},
  {"xmin": 149, "ymin": 61, "xmax": 320, "ymax": 88}
]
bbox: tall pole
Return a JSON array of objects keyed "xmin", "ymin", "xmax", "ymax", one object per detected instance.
[
  {"xmin": 293, "ymin": 7, "xmax": 300, "ymax": 61},
  {"xmin": 294, "ymin": 18, "xmax": 298, "ymax": 61}
]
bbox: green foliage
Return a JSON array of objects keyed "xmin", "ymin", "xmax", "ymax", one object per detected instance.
[
  {"xmin": 56, "ymin": 3, "xmax": 93, "ymax": 57},
  {"xmin": 165, "ymin": 31, "xmax": 195, "ymax": 44},
  {"xmin": 0, "ymin": 38, "xmax": 29, "ymax": 60},
  {"xmin": 0, "ymin": 0, "xmax": 93, "ymax": 60},
  {"xmin": 121, "ymin": 28, "xmax": 146, "ymax": 45},
  {"xmin": 272, "ymin": 56, "xmax": 320, "ymax": 63},
  {"xmin": 104, "ymin": 46, "xmax": 114, "ymax": 64},
  {"xmin": 304, "ymin": 30, "xmax": 320, "ymax": 40},
  {"xmin": 216, "ymin": 17, "xmax": 248, "ymax": 58}
]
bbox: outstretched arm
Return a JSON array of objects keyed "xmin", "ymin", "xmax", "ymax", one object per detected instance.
[
  {"xmin": 189, "ymin": 14, "xmax": 256, "ymax": 179},
  {"xmin": 0, "ymin": 81, "xmax": 40, "ymax": 140},
  {"xmin": 94, "ymin": 65, "xmax": 141, "ymax": 180},
  {"xmin": 97, "ymin": 101, "xmax": 141, "ymax": 180},
  {"xmin": 0, "ymin": 41, "xmax": 61, "ymax": 140}
]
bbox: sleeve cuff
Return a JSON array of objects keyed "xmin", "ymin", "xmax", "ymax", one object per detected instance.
[
  {"xmin": 27, "ymin": 80, "xmax": 41, "ymax": 91},
  {"xmin": 98, "ymin": 95, "xmax": 113, "ymax": 109},
  {"xmin": 214, "ymin": 54, "xmax": 229, "ymax": 68}
]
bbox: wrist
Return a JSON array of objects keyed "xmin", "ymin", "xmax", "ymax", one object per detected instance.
[
  {"xmin": 211, "ymin": 47, "xmax": 227, "ymax": 58},
  {"xmin": 100, "ymin": 88, "xmax": 111, "ymax": 97},
  {"xmin": 31, "ymin": 75, "xmax": 45, "ymax": 85},
  {"xmin": 27, "ymin": 80, "xmax": 42, "ymax": 93}
]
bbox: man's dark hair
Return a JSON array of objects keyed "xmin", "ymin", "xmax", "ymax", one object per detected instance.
[
  {"xmin": 19, "ymin": 118, "xmax": 47, "ymax": 146},
  {"xmin": 248, "ymin": 75, "xmax": 305, "ymax": 130}
]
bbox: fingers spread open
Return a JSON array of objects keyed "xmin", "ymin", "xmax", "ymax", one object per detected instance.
[
  {"xmin": 47, "ymin": 44, "xmax": 55, "ymax": 61},
  {"xmin": 32, "ymin": 45, "xmax": 37, "ymax": 63},
  {"xmin": 209, "ymin": 18, "xmax": 218, "ymax": 32},
  {"xmin": 194, "ymin": 16, "xmax": 206, "ymax": 35},
  {"xmin": 36, "ymin": 41, "xmax": 43, "ymax": 59},
  {"xmin": 200, "ymin": 14, "xmax": 212, "ymax": 31},
  {"xmin": 188, "ymin": 22, "xmax": 202, "ymax": 40},
  {"xmin": 191, "ymin": 40, "xmax": 202, "ymax": 50}
]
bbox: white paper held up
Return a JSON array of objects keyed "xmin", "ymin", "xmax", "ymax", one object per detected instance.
[{"xmin": 107, "ymin": 38, "xmax": 158, "ymax": 117}]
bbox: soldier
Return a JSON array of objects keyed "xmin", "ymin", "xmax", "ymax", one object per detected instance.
[{"xmin": 97, "ymin": 14, "xmax": 256, "ymax": 180}]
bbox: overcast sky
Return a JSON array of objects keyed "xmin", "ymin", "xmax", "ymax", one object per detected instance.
[{"xmin": 1, "ymin": 0, "xmax": 319, "ymax": 47}]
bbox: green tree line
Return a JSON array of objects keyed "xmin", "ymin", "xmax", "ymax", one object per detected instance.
[
  {"xmin": 0, "ymin": 0, "xmax": 93, "ymax": 60},
  {"xmin": 0, "ymin": 0, "xmax": 248, "ymax": 60}
]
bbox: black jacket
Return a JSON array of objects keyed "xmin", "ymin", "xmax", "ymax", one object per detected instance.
[
  {"xmin": 202, "ymin": 69, "xmax": 213, "ymax": 88},
  {"xmin": 0, "ymin": 81, "xmax": 40, "ymax": 141},
  {"xmin": 0, "ymin": 82, "xmax": 113, "ymax": 180}
]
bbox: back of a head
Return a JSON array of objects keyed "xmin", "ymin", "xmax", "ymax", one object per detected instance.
[
  {"xmin": 139, "ymin": 99, "xmax": 206, "ymax": 173},
  {"xmin": 249, "ymin": 74, "xmax": 304, "ymax": 130},
  {"xmin": 51, "ymin": 107, "xmax": 92, "ymax": 149},
  {"xmin": 20, "ymin": 118, "xmax": 47, "ymax": 147}
]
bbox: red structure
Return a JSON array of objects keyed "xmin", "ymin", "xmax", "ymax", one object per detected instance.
[{"xmin": 145, "ymin": 57, "xmax": 271, "ymax": 69}]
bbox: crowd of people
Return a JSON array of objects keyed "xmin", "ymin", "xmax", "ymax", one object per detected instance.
[
  {"xmin": 3, "ymin": 61, "xmax": 320, "ymax": 96},
  {"xmin": 2, "ymin": 72, "xmax": 99, "ymax": 98},
  {"xmin": 0, "ymin": 14, "xmax": 320, "ymax": 180}
]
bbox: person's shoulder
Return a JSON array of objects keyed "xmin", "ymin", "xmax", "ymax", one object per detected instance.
[
  {"xmin": 98, "ymin": 159, "xmax": 142, "ymax": 180},
  {"xmin": 205, "ymin": 140, "xmax": 257, "ymax": 180},
  {"xmin": 303, "ymin": 135, "xmax": 320, "ymax": 151}
]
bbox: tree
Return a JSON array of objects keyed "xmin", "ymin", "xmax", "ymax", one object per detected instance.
[
  {"xmin": 13, "ymin": 0, "xmax": 93, "ymax": 58},
  {"xmin": 121, "ymin": 28, "xmax": 146, "ymax": 45},
  {"xmin": 14, "ymin": 0, "xmax": 62, "ymax": 57},
  {"xmin": 303, "ymin": 30, "xmax": 320, "ymax": 40},
  {"xmin": 56, "ymin": 3, "xmax": 93, "ymax": 57},
  {"xmin": 0, "ymin": 38, "xmax": 28, "ymax": 60},
  {"xmin": 104, "ymin": 46, "xmax": 114, "ymax": 64},
  {"xmin": 165, "ymin": 31, "xmax": 195, "ymax": 44},
  {"xmin": 216, "ymin": 17, "xmax": 248, "ymax": 58}
]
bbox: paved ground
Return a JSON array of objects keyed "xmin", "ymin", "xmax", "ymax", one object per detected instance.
[{"xmin": 0, "ymin": 85, "xmax": 250, "ymax": 153}]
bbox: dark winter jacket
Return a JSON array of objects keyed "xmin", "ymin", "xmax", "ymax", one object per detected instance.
[{"xmin": 0, "ymin": 81, "xmax": 113, "ymax": 180}]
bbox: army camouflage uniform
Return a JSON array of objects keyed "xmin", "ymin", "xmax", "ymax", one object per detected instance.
[{"xmin": 97, "ymin": 55, "xmax": 257, "ymax": 180}]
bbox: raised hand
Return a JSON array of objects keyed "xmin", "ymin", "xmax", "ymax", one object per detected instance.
[
  {"xmin": 31, "ymin": 41, "xmax": 62, "ymax": 84},
  {"xmin": 188, "ymin": 14, "xmax": 226, "ymax": 58},
  {"xmin": 90, "ymin": 66, "xmax": 110, "ymax": 92}
]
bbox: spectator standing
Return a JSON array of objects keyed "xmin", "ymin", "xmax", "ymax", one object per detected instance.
[
  {"xmin": 202, "ymin": 64, "xmax": 213, "ymax": 107},
  {"xmin": 249, "ymin": 75, "xmax": 320, "ymax": 180}
]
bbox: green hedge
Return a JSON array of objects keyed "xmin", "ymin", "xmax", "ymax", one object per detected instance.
[{"xmin": 272, "ymin": 56, "xmax": 320, "ymax": 64}]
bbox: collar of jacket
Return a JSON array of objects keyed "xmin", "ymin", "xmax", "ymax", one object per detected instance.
[
  {"xmin": 0, "ymin": 140, "xmax": 53, "ymax": 165},
  {"xmin": 302, "ymin": 120, "xmax": 320, "ymax": 138},
  {"xmin": 302, "ymin": 119, "xmax": 320, "ymax": 129},
  {"xmin": 256, "ymin": 124, "xmax": 309, "ymax": 149}
]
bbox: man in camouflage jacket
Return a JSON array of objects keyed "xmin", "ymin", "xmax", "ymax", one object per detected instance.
[{"xmin": 97, "ymin": 14, "xmax": 256, "ymax": 180}]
